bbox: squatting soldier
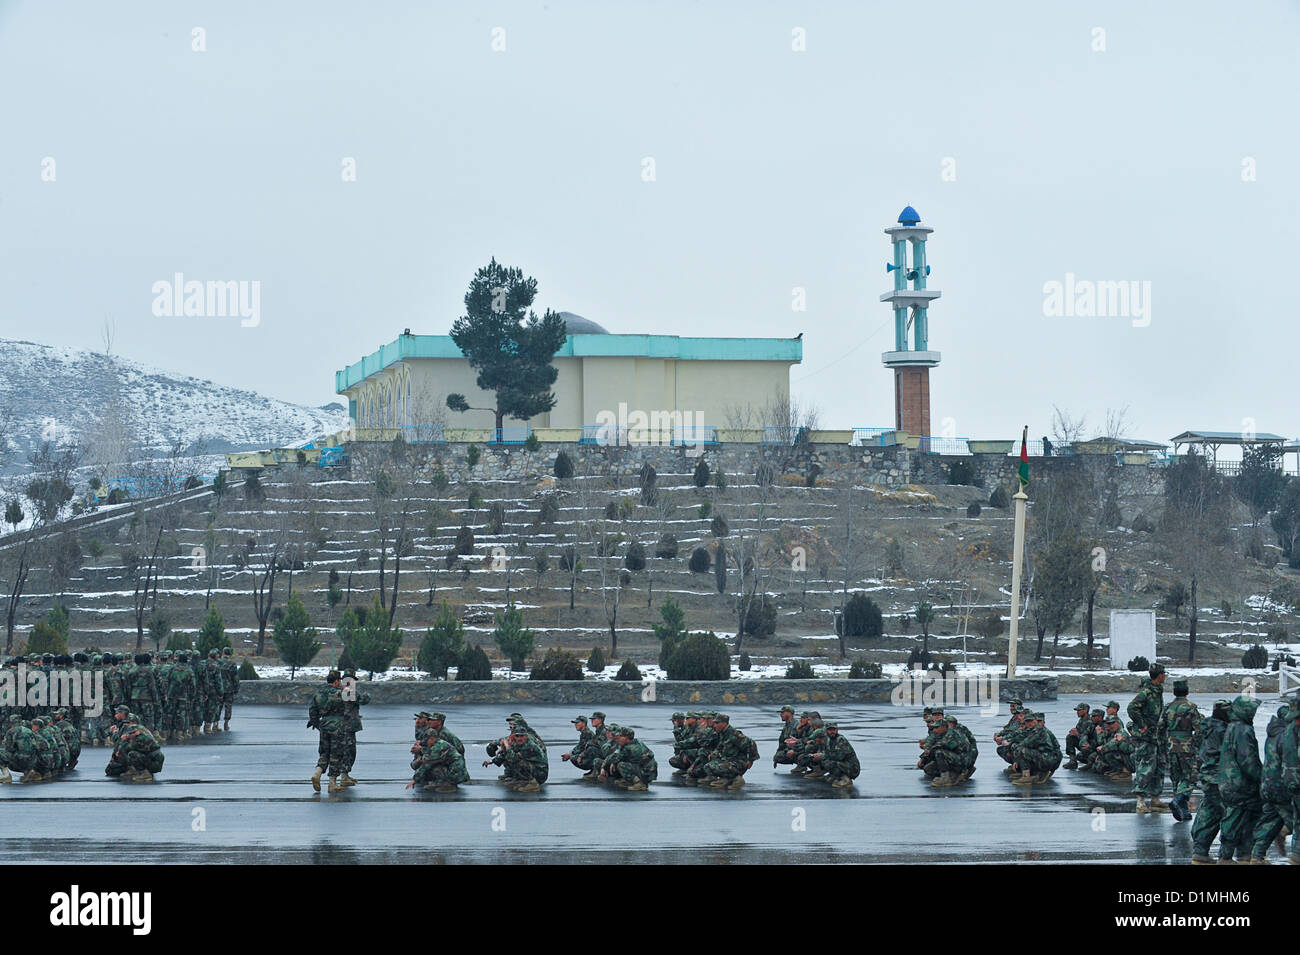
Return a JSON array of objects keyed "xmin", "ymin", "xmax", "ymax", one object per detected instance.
[
  {"xmin": 106, "ymin": 719, "xmax": 164, "ymax": 782},
  {"xmin": 813, "ymin": 721, "xmax": 860, "ymax": 788},
  {"xmin": 409, "ymin": 734, "xmax": 470, "ymax": 793},
  {"xmin": 926, "ymin": 715, "xmax": 976, "ymax": 788},
  {"xmin": 1215, "ymin": 695, "xmax": 1262, "ymax": 864},
  {"xmin": 994, "ymin": 702, "xmax": 1026, "ymax": 767},
  {"xmin": 602, "ymin": 726, "xmax": 657, "ymax": 791},
  {"xmin": 1, "ymin": 714, "xmax": 43, "ymax": 783},
  {"xmin": 1190, "ymin": 700, "xmax": 1231, "ymax": 865},
  {"xmin": 796, "ymin": 716, "xmax": 829, "ymax": 778},
  {"xmin": 1248, "ymin": 703, "xmax": 1294, "ymax": 864},
  {"xmin": 1076, "ymin": 708, "xmax": 1106, "ymax": 767},
  {"xmin": 34, "ymin": 717, "xmax": 64, "ymax": 777},
  {"xmin": 773, "ymin": 705, "xmax": 798, "ymax": 768},
  {"xmin": 1064, "ymin": 702, "xmax": 1092, "ymax": 770},
  {"xmin": 782, "ymin": 711, "xmax": 814, "ymax": 775},
  {"xmin": 53, "ymin": 708, "xmax": 80, "ymax": 770},
  {"xmin": 200, "ymin": 649, "xmax": 225, "ymax": 733},
  {"xmin": 918, "ymin": 707, "xmax": 945, "ymax": 771},
  {"xmin": 670, "ymin": 712, "xmax": 700, "ymax": 775},
  {"xmin": 427, "ymin": 712, "xmax": 463, "ymax": 753},
  {"xmin": 220, "ymin": 646, "xmax": 240, "ymax": 730},
  {"xmin": 1091, "ymin": 716, "xmax": 1135, "ymax": 779},
  {"xmin": 562, "ymin": 715, "xmax": 598, "ymax": 777},
  {"xmin": 307, "ymin": 670, "xmax": 349, "ymax": 793},
  {"xmin": 1128, "ymin": 664, "xmax": 1169, "ymax": 813},
  {"xmin": 1010, "ymin": 711, "xmax": 1061, "ymax": 785},
  {"xmin": 696, "ymin": 713, "xmax": 757, "ymax": 791},
  {"xmin": 484, "ymin": 725, "xmax": 548, "ymax": 791},
  {"xmin": 1158, "ymin": 680, "xmax": 1203, "ymax": 820}
]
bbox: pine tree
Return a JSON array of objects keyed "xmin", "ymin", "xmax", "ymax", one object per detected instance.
[
  {"xmin": 418, "ymin": 601, "xmax": 465, "ymax": 679},
  {"xmin": 273, "ymin": 593, "xmax": 322, "ymax": 679},
  {"xmin": 196, "ymin": 606, "xmax": 230, "ymax": 656},
  {"xmin": 492, "ymin": 603, "xmax": 536, "ymax": 671}
]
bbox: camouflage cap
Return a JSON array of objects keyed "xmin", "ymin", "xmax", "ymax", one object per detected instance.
[
  {"xmin": 780, "ymin": 704, "xmax": 795, "ymax": 714},
  {"xmin": 1149, "ymin": 663, "xmax": 1166, "ymax": 677},
  {"xmin": 1104, "ymin": 714, "xmax": 1121, "ymax": 725},
  {"xmin": 617, "ymin": 727, "xmax": 635, "ymax": 739},
  {"xmin": 946, "ymin": 715, "xmax": 959, "ymax": 724},
  {"xmin": 507, "ymin": 712, "xmax": 524, "ymax": 720},
  {"xmin": 1008, "ymin": 698, "xmax": 1022, "ymax": 706},
  {"xmin": 1074, "ymin": 702, "xmax": 1090, "ymax": 711},
  {"xmin": 430, "ymin": 713, "xmax": 446, "ymax": 722},
  {"xmin": 1278, "ymin": 704, "xmax": 1292, "ymax": 720},
  {"xmin": 509, "ymin": 724, "xmax": 529, "ymax": 736},
  {"xmin": 1090, "ymin": 708, "xmax": 1104, "ymax": 717},
  {"xmin": 591, "ymin": 711, "xmax": 607, "ymax": 721},
  {"xmin": 824, "ymin": 721, "xmax": 839, "ymax": 730},
  {"xmin": 222, "ymin": 646, "xmax": 233, "ymax": 654},
  {"xmin": 1214, "ymin": 699, "xmax": 1231, "ymax": 708},
  {"xmin": 31, "ymin": 717, "xmax": 45, "ymax": 727},
  {"xmin": 414, "ymin": 712, "xmax": 432, "ymax": 719},
  {"xmin": 1106, "ymin": 700, "xmax": 1121, "ymax": 710},
  {"xmin": 800, "ymin": 711, "xmax": 813, "ymax": 719},
  {"xmin": 571, "ymin": 715, "xmax": 588, "ymax": 724},
  {"xmin": 713, "ymin": 713, "xmax": 730, "ymax": 723},
  {"xmin": 671, "ymin": 712, "xmax": 684, "ymax": 720},
  {"xmin": 1172, "ymin": 680, "xmax": 1189, "ymax": 695},
  {"xmin": 7, "ymin": 714, "xmax": 21, "ymax": 724}
]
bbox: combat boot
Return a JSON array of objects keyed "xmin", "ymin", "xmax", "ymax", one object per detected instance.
[
  {"xmin": 726, "ymin": 776, "xmax": 746, "ymax": 790},
  {"xmin": 1136, "ymin": 795, "xmax": 1151, "ymax": 813},
  {"xmin": 0, "ymin": 767, "xmax": 10, "ymax": 784},
  {"xmin": 804, "ymin": 768, "xmax": 826, "ymax": 778},
  {"xmin": 224, "ymin": 720, "xmax": 231, "ymax": 731},
  {"xmin": 1148, "ymin": 796, "xmax": 1171, "ymax": 813},
  {"xmin": 1248, "ymin": 857, "xmax": 1268, "ymax": 865},
  {"xmin": 1190, "ymin": 852, "xmax": 1214, "ymax": 865},
  {"xmin": 327, "ymin": 775, "xmax": 344, "ymax": 793},
  {"xmin": 20, "ymin": 771, "xmax": 42, "ymax": 783},
  {"xmin": 626, "ymin": 780, "xmax": 649, "ymax": 792},
  {"xmin": 1011, "ymin": 770, "xmax": 1034, "ymax": 785},
  {"xmin": 831, "ymin": 775, "xmax": 853, "ymax": 788},
  {"xmin": 341, "ymin": 773, "xmax": 358, "ymax": 787},
  {"xmin": 1216, "ymin": 856, "xmax": 1237, "ymax": 865},
  {"xmin": 515, "ymin": 779, "xmax": 541, "ymax": 792},
  {"xmin": 1064, "ymin": 758, "xmax": 1078, "ymax": 770},
  {"xmin": 134, "ymin": 770, "xmax": 154, "ymax": 783},
  {"xmin": 580, "ymin": 770, "xmax": 598, "ymax": 780},
  {"xmin": 434, "ymin": 784, "xmax": 458, "ymax": 793},
  {"xmin": 931, "ymin": 772, "xmax": 957, "ymax": 788},
  {"xmin": 311, "ymin": 767, "xmax": 323, "ymax": 792},
  {"xmin": 709, "ymin": 776, "xmax": 730, "ymax": 788}
]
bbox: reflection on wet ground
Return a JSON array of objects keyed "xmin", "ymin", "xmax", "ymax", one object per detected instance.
[{"xmin": 1, "ymin": 695, "xmax": 1264, "ymax": 863}]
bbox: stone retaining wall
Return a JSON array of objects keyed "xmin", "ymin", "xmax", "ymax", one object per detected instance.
[{"xmin": 236, "ymin": 677, "xmax": 1058, "ymax": 706}]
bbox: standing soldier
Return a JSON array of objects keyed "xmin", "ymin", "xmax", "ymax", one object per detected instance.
[
  {"xmin": 336, "ymin": 669, "xmax": 369, "ymax": 787},
  {"xmin": 155, "ymin": 651, "xmax": 175, "ymax": 742},
  {"xmin": 1158, "ymin": 680, "xmax": 1203, "ymax": 820},
  {"xmin": 220, "ymin": 646, "xmax": 240, "ymax": 731},
  {"xmin": 189, "ymin": 651, "xmax": 205, "ymax": 737},
  {"xmin": 1063, "ymin": 702, "xmax": 1092, "ymax": 770},
  {"xmin": 1190, "ymin": 700, "xmax": 1231, "ymax": 864},
  {"xmin": 814, "ymin": 721, "xmax": 861, "ymax": 788},
  {"xmin": 1127, "ymin": 663, "xmax": 1169, "ymax": 813},
  {"xmin": 1215, "ymin": 695, "xmax": 1262, "ymax": 864},
  {"xmin": 127, "ymin": 653, "xmax": 161, "ymax": 734},
  {"xmin": 1246, "ymin": 703, "xmax": 1293, "ymax": 864},
  {"xmin": 307, "ymin": 670, "xmax": 348, "ymax": 793},
  {"xmin": 200, "ymin": 649, "xmax": 225, "ymax": 733},
  {"xmin": 167, "ymin": 652, "xmax": 196, "ymax": 743}
]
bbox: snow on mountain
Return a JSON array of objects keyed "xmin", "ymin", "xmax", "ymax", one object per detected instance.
[{"xmin": 0, "ymin": 338, "xmax": 348, "ymax": 473}]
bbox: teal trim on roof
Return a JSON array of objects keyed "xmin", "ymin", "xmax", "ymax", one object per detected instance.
[{"xmin": 335, "ymin": 333, "xmax": 802, "ymax": 393}]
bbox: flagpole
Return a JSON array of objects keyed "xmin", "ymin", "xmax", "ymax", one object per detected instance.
[{"xmin": 1007, "ymin": 425, "xmax": 1030, "ymax": 679}]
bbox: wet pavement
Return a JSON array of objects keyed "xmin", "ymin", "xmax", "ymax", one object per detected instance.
[{"xmin": 1, "ymin": 694, "xmax": 1277, "ymax": 864}]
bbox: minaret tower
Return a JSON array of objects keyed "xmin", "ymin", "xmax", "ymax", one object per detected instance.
[{"xmin": 881, "ymin": 205, "xmax": 941, "ymax": 438}]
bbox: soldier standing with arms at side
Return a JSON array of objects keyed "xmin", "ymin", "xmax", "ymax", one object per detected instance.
[
  {"xmin": 201, "ymin": 649, "xmax": 225, "ymax": 733},
  {"xmin": 220, "ymin": 646, "xmax": 240, "ymax": 731},
  {"xmin": 307, "ymin": 670, "xmax": 348, "ymax": 793},
  {"xmin": 1158, "ymin": 680, "xmax": 1202, "ymax": 821},
  {"xmin": 336, "ymin": 668, "xmax": 369, "ymax": 787},
  {"xmin": 1127, "ymin": 664, "xmax": 1169, "ymax": 813},
  {"xmin": 1215, "ymin": 695, "xmax": 1262, "ymax": 864},
  {"xmin": 1190, "ymin": 700, "xmax": 1231, "ymax": 864}
]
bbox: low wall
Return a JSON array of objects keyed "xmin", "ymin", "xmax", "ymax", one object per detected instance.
[{"xmin": 236, "ymin": 676, "xmax": 1058, "ymax": 706}]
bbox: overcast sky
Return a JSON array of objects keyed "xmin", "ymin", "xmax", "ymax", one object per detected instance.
[{"xmin": 1, "ymin": 0, "xmax": 1296, "ymax": 445}]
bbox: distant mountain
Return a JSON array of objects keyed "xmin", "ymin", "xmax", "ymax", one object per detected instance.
[{"xmin": 0, "ymin": 338, "xmax": 349, "ymax": 474}]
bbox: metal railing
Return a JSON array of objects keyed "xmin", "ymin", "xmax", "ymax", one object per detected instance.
[{"xmin": 578, "ymin": 425, "xmax": 717, "ymax": 446}]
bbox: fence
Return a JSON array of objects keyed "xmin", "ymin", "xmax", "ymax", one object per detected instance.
[{"xmin": 578, "ymin": 425, "xmax": 718, "ymax": 446}]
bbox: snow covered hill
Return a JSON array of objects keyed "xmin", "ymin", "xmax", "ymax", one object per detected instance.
[{"xmin": 0, "ymin": 338, "xmax": 348, "ymax": 474}]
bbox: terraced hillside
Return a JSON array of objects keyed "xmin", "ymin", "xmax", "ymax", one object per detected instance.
[{"xmin": 3, "ymin": 450, "xmax": 1297, "ymax": 674}]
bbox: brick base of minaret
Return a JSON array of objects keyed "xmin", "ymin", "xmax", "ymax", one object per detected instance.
[{"xmin": 893, "ymin": 366, "xmax": 931, "ymax": 437}]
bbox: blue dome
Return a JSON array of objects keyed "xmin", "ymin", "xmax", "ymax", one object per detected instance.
[{"xmin": 897, "ymin": 206, "xmax": 921, "ymax": 225}]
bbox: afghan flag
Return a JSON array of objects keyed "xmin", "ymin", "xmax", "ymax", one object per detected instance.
[{"xmin": 1017, "ymin": 426, "xmax": 1029, "ymax": 491}]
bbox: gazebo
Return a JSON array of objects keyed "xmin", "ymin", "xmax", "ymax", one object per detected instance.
[{"xmin": 1169, "ymin": 430, "xmax": 1287, "ymax": 467}]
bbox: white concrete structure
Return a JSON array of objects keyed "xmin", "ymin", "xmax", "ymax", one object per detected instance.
[{"xmin": 1108, "ymin": 610, "xmax": 1157, "ymax": 669}]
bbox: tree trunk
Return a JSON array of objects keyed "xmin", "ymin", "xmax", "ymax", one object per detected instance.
[
  {"xmin": 1085, "ymin": 588, "xmax": 1096, "ymax": 662},
  {"xmin": 495, "ymin": 408, "xmax": 505, "ymax": 445},
  {"xmin": 1189, "ymin": 574, "xmax": 1198, "ymax": 662},
  {"xmin": 1035, "ymin": 625, "xmax": 1046, "ymax": 662}
]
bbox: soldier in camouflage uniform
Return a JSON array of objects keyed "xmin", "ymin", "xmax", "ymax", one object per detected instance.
[
  {"xmin": 994, "ymin": 701, "xmax": 1026, "ymax": 768},
  {"xmin": 782, "ymin": 711, "xmax": 814, "ymax": 775},
  {"xmin": 220, "ymin": 646, "xmax": 240, "ymax": 730},
  {"xmin": 427, "ymin": 712, "xmax": 463, "ymax": 754},
  {"xmin": 336, "ymin": 669, "xmax": 369, "ymax": 787},
  {"xmin": 1075, "ymin": 707, "xmax": 1105, "ymax": 767},
  {"xmin": 1063, "ymin": 702, "xmax": 1092, "ymax": 770},
  {"xmin": 696, "ymin": 713, "xmax": 757, "ymax": 790},
  {"xmin": 1158, "ymin": 680, "xmax": 1203, "ymax": 820},
  {"xmin": 155, "ymin": 652, "xmax": 175, "ymax": 741},
  {"xmin": 602, "ymin": 726, "xmax": 657, "ymax": 791},
  {"xmin": 1009, "ymin": 711, "xmax": 1061, "ymax": 784},
  {"xmin": 926, "ymin": 715, "xmax": 976, "ymax": 787},
  {"xmin": 166, "ymin": 652, "xmax": 196, "ymax": 743},
  {"xmin": 796, "ymin": 715, "xmax": 829, "ymax": 777},
  {"xmin": 1127, "ymin": 664, "xmax": 1169, "ymax": 812},
  {"xmin": 812, "ymin": 721, "xmax": 860, "ymax": 788},
  {"xmin": 917, "ymin": 707, "xmax": 944, "ymax": 772},
  {"xmin": 1, "ymin": 716, "xmax": 44, "ymax": 782},
  {"xmin": 484, "ymin": 725, "xmax": 548, "ymax": 791},
  {"xmin": 53, "ymin": 708, "xmax": 80, "ymax": 770},
  {"xmin": 409, "ymin": 733, "xmax": 470, "ymax": 792},
  {"xmin": 34, "ymin": 717, "xmax": 66, "ymax": 776},
  {"xmin": 1215, "ymin": 695, "xmax": 1262, "ymax": 863},
  {"xmin": 307, "ymin": 670, "xmax": 349, "ymax": 793},
  {"xmin": 126, "ymin": 653, "xmax": 161, "ymax": 733},
  {"xmin": 1190, "ymin": 700, "xmax": 1231, "ymax": 864},
  {"xmin": 1281, "ymin": 708, "xmax": 1300, "ymax": 866},
  {"xmin": 670, "ymin": 712, "xmax": 701, "ymax": 775},
  {"xmin": 562, "ymin": 715, "xmax": 598, "ymax": 776},
  {"xmin": 1247, "ymin": 703, "xmax": 1293, "ymax": 864},
  {"xmin": 773, "ymin": 705, "xmax": 798, "ymax": 768},
  {"xmin": 188, "ymin": 651, "xmax": 205, "ymax": 737},
  {"xmin": 1090, "ymin": 715, "xmax": 1135, "ymax": 779},
  {"xmin": 200, "ymin": 649, "xmax": 225, "ymax": 733},
  {"xmin": 106, "ymin": 718, "xmax": 164, "ymax": 782}
]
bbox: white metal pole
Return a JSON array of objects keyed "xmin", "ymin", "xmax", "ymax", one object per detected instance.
[{"xmin": 1007, "ymin": 489, "xmax": 1029, "ymax": 679}]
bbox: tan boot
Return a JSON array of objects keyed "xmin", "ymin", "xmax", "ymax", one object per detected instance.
[
  {"xmin": 515, "ymin": 779, "xmax": 541, "ymax": 792},
  {"xmin": 726, "ymin": 776, "xmax": 746, "ymax": 790},
  {"xmin": 311, "ymin": 767, "xmax": 323, "ymax": 792},
  {"xmin": 434, "ymin": 783, "xmax": 458, "ymax": 793},
  {"xmin": 223, "ymin": 720, "xmax": 230, "ymax": 731},
  {"xmin": 21, "ymin": 771, "xmax": 42, "ymax": 783},
  {"xmin": 831, "ymin": 775, "xmax": 853, "ymax": 788},
  {"xmin": 0, "ymin": 767, "xmax": 11, "ymax": 784},
  {"xmin": 1011, "ymin": 770, "xmax": 1034, "ymax": 785},
  {"xmin": 341, "ymin": 773, "xmax": 358, "ymax": 787},
  {"xmin": 932, "ymin": 772, "xmax": 957, "ymax": 788},
  {"xmin": 134, "ymin": 770, "xmax": 154, "ymax": 783},
  {"xmin": 327, "ymin": 775, "xmax": 344, "ymax": 793},
  {"xmin": 626, "ymin": 780, "xmax": 648, "ymax": 792}
]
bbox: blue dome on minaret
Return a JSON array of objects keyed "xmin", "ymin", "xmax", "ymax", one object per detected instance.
[{"xmin": 897, "ymin": 206, "xmax": 921, "ymax": 225}]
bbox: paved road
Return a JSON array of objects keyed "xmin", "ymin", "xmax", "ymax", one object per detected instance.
[{"xmin": 1, "ymin": 694, "xmax": 1279, "ymax": 864}]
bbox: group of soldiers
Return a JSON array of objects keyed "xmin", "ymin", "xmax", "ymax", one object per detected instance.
[
  {"xmin": 0, "ymin": 648, "xmax": 240, "ymax": 746},
  {"xmin": 916, "ymin": 708, "xmax": 979, "ymax": 786},
  {"xmin": 306, "ymin": 668, "xmax": 370, "ymax": 793},
  {"xmin": 771, "ymin": 707, "xmax": 861, "ymax": 787},
  {"xmin": 0, "ymin": 701, "xmax": 165, "ymax": 783},
  {"xmin": 562, "ymin": 711, "xmax": 658, "ymax": 789},
  {"xmin": 660, "ymin": 710, "xmax": 759, "ymax": 789},
  {"xmin": 408, "ymin": 711, "xmax": 469, "ymax": 792}
]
